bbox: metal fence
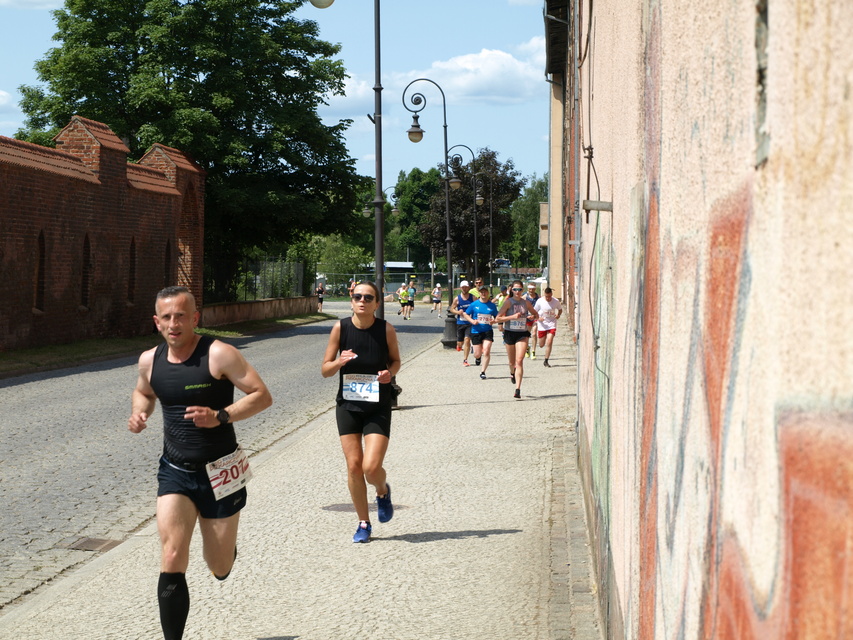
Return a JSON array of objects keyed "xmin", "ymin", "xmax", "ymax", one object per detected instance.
[{"xmin": 204, "ymin": 257, "xmax": 305, "ymax": 303}]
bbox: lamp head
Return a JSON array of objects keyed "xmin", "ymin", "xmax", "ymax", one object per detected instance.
[
  {"xmin": 362, "ymin": 204, "xmax": 371, "ymax": 217},
  {"xmin": 475, "ymin": 192, "xmax": 485, "ymax": 206},
  {"xmin": 308, "ymin": 0, "xmax": 334, "ymax": 7},
  {"xmin": 406, "ymin": 114, "xmax": 424, "ymax": 143},
  {"xmin": 449, "ymin": 177, "xmax": 462, "ymax": 190}
]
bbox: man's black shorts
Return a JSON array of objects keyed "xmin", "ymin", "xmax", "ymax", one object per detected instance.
[
  {"xmin": 158, "ymin": 457, "xmax": 247, "ymax": 519},
  {"xmin": 503, "ymin": 329, "xmax": 530, "ymax": 346},
  {"xmin": 456, "ymin": 324, "xmax": 472, "ymax": 342},
  {"xmin": 336, "ymin": 404, "xmax": 392, "ymax": 438},
  {"xmin": 471, "ymin": 330, "xmax": 494, "ymax": 345}
]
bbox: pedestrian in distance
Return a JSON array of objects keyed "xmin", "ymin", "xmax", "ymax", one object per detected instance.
[
  {"xmin": 462, "ymin": 286, "xmax": 499, "ymax": 379},
  {"xmin": 322, "ymin": 282, "xmax": 401, "ymax": 543},
  {"xmin": 128, "ymin": 286, "xmax": 273, "ymax": 640},
  {"xmin": 534, "ymin": 288, "xmax": 563, "ymax": 367},
  {"xmin": 493, "ymin": 285, "xmax": 509, "ymax": 335},
  {"xmin": 450, "ymin": 280, "xmax": 477, "ymax": 365},
  {"xmin": 315, "ymin": 281, "xmax": 326, "ymax": 312},
  {"xmin": 524, "ymin": 283, "xmax": 540, "ymax": 359},
  {"xmin": 396, "ymin": 284, "xmax": 410, "ymax": 318},
  {"xmin": 497, "ymin": 280, "xmax": 539, "ymax": 398},
  {"xmin": 406, "ymin": 280, "xmax": 417, "ymax": 318},
  {"xmin": 430, "ymin": 283, "xmax": 443, "ymax": 316}
]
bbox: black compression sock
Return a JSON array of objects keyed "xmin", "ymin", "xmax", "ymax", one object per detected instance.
[{"xmin": 158, "ymin": 572, "xmax": 189, "ymax": 640}]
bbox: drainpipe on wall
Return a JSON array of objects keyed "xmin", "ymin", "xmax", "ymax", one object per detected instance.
[{"xmin": 572, "ymin": 0, "xmax": 582, "ymax": 429}]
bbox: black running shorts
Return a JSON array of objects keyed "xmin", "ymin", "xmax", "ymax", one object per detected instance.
[{"xmin": 157, "ymin": 457, "xmax": 247, "ymax": 519}]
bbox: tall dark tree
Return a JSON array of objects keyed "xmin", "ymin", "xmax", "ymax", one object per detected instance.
[
  {"xmin": 499, "ymin": 173, "xmax": 548, "ymax": 268},
  {"xmin": 17, "ymin": 0, "xmax": 366, "ymax": 300},
  {"xmin": 418, "ymin": 148, "xmax": 524, "ymax": 278},
  {"xmin": 387, "ymin": 167, "xmax": 441, "ymax": 268}
]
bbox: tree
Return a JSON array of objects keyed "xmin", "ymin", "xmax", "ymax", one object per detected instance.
[
  {"xmin": 316, "ymin": 234, "xmax": 371, "ymax": 278},
  {"xmin": 499, "ymin": 173, "xmax": 548, "ymax": 268},
  {"xmin": 17, "ymin": 0, "xmax": 367, "ymax": 300},
  {"xmin": 418, "ymin": 148, "xmax": 524, "ymax": 277},
  {"xmin": 387, "ymin": 167, "xmax": 442, "ymax": 268}
]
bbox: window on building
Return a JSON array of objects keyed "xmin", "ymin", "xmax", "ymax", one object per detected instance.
[
  {"xmin": 164, "ymin": 239, "xmax": 172, "ymax": 288},
  {"xmin": 128, "ymin": 238, "xmax": 136, "ymax": 304},
  {"xmin": 81, "ymin": 234, "xmax": 92, "ymax": 309},
  {"xmin": 34, "ymin": 231, "xmax": 46, "ymax": 312}
]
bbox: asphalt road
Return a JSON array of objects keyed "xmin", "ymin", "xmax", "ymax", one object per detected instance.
[{"xmin": 0, "ymin": 300, "xmax": 446, "ymax": 610}]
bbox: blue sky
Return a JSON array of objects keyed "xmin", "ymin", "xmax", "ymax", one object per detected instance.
[{"xmin": 0, "ymin": 0, "xmax": 549, "ymax": 186}]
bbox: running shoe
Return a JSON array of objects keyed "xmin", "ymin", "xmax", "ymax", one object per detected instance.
[
  {"xmin": 525, "ymin": 351, "xmax": 530, "ymax": 358},
  {"xmin": 376, "ymin": 484, "xmax": 393, "ymax": 523},
  {"xmin": 544, "ymin": 359, "xmax": 551, "ymax": 367},
  {"xmin": 475, "ymin": 358, "xmax": 481, "ymax": 366},
  {"xmin": 531, "ymin": 353, "xmax": 537, "ymax": 360},
  {"xmin": 480, "ymin": 372, "xmax": 487, "ymax": 380},
  {"xmin": 456, "ymin": 346, "xmax": 462, "ymax": 352},
  {"xmin": 397, "ymin": 310, "xmax": 402, "ymax": 315},
  {"xmin": 353, "ymin": 521, "xmax": 372, "ymax": 543},
  {"xmin": 514, "ymin": 389, "xmax": 521, "ymax": 399},
  {"xmin": 462, "ymin": 360, "xmax": 470, "ymax": 366},
  {"xmin": 510, "ymin": 373, "xmax": 516, "ymax": 384}
]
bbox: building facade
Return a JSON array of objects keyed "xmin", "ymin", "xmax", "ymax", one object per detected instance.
[
  {"xmin": 0, "ymin": 116, "xmax": 205, "ymax": 350},
  {"xmin": 545, "ymin": 0, "xmax": 853, "ymax": 637}
]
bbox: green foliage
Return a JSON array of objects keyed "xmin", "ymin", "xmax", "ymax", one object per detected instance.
[
  {"xmin": 386, "ymin": 167, "xmax": 441, "ymax": 267},
  {"xmin": 17, "ymin": 0, "xmax": 367, "ymax": 299},
  {"xmin": 419, "ymin": 148, "xmax": 524, "ymax": 275},
  {"xmin": 316, "ymin": 234, "xmax": 371, "ymax": 277},
  {"xmin": 498, "ymin": 173, "xmax": 548, "ymax": 267}
]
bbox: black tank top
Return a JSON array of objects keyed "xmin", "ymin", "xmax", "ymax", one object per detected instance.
[
  {"xmin": 336, "ymin": 316, "xmax": 392, "ymax": 411},
  {"xmin": 150, "ymin": 335, "xmax": 237, "ymax": 463}
]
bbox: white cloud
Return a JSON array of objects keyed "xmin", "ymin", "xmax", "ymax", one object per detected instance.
[
  {"xmin": 398, "ymin": 47, "xmax": 542, "ymax": 107},
  {"xmin": 0, "ymin": 90, "xmax": 18, "ymax": 114},
  {"xmin": 517, "ymin": 35, "xmax": 546, "ymax": 69}
]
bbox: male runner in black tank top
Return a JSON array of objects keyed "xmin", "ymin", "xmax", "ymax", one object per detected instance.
[{"xmin": 128, "ymin": 286, "xmax": 272, "ymax": 640}]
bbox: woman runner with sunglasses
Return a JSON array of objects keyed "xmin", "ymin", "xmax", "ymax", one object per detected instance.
[
  {"xmin": 322, "ymin": 282, "xmax": 402, "ymax": 542},
  {"xmin": 496, "ymin": 280, "xmax": 538, "ymax": 398}
]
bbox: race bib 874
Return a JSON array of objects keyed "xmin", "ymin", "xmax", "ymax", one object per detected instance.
[{"xmin": 343, "ymin": 373, "xmax": 380, "ymax": 402}]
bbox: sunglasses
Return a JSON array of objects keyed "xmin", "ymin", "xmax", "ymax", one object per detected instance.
[
  {"xmin": 351, "ymin": 294, "xmax": 375, "ymax": 302},
  {"xmin": 512, "ymin": 287, "xmax": 524, "ymax": 291}
]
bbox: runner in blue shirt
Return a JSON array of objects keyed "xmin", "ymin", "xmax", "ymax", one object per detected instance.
[
  {"xmin": 450, "ymin": 280, "xmax": 477, "ymax": 365},
  {"xmin": 462, "ymin": 286, "xmax": 499, "ymax": 379}
]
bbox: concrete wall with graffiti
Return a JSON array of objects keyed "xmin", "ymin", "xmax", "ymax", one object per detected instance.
[{"xmin": 565, "ymin": 0, "xmax": 853, "ymax": 637}]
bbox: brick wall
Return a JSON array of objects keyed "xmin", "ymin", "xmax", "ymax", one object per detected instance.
[{"xmin": 0, "ymin": 116, "xmax": 205, "ymax": 350}]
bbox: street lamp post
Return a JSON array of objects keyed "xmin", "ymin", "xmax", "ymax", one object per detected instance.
[
  {"xmin": 447, "ymin": 144, "xmax": 478, "ymax": 283},
  {"xmin": 402, "ymin": 78, "xmax": 458, "ymax": 348},
  {"xmin": 311, "ymin": 0, "xmax": 386, "ymax": 317},
  {"xmin": 474, "ymin": 174, "xmax": 486, "ymax": 284},
  {"xmin": 487, "ymin": 178, "xmax": 494, "ymax": 289}
]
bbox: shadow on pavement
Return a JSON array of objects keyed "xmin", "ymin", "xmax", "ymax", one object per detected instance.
[{"xmin": 379, "ymin": 528, "xmax": 522, "ymax": 543}]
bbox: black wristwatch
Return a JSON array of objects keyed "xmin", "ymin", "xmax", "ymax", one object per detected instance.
[{"xmin": 216, "ymin": 409, "xmax": 230, "ymax": 425}]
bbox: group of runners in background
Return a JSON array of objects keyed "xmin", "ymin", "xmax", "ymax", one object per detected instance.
[{"xmin": 449, "ymin": 277, "xmax": 563, "ymax": 399}]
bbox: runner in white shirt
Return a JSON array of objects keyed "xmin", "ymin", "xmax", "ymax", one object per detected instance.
[
  {"xmin": 533, "ymin": 288, "xmax": 563, "ymax": 367},
  {"xmin": 430, "ymin": 283, "xmax": 443, "ymax": 316}
]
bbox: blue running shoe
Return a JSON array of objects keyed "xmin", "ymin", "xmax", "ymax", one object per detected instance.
[
  {"xmin": 376, "ymin": 484, "xmax": 394, "ymax": 523},
  {"xmin": 353, "ymin": 521, "xmax": 372, "ymax": 543}
]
